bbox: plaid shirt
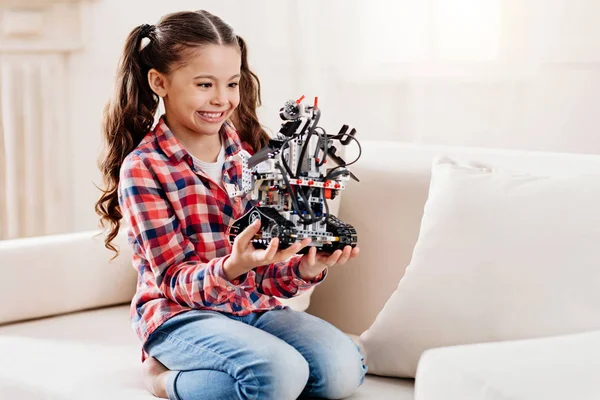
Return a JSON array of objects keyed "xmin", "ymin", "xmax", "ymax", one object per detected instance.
[{"xmin": 118, "ymin": 117, "xmax": 326, "ymax": 355}]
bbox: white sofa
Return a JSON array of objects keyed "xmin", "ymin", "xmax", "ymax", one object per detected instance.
[{"xmin": 1, "ymin": 140, "xmax": 599, "ymax": 399}]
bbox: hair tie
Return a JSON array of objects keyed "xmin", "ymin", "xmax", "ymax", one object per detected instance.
[{"xmin": 139, "ymin": 24, "xmax": 155, "ymax": 39}]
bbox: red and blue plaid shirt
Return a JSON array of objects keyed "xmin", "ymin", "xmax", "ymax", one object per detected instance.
[{"xmin": 118, "ymin": 117, "xmax": 326, "ymax": 354}]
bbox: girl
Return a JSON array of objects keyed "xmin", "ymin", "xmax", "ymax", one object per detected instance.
[{"xmin": 95, "ymin": 10, "xmax": 365, "ymax": 400}]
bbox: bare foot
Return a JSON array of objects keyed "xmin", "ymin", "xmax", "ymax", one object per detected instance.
[{"xmin": 142, "ymin": 356, "xmax": 170, "ymax": 398}]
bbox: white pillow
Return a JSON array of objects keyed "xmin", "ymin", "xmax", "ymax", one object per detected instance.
[{"xmin": 359, "ymin": 157, "xmax": 600, "ymax": 378}]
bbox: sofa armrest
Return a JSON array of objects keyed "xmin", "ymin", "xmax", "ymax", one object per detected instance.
[
  {"xmin": 0, "ymin": 230, "xmax": 136, "ymax": 325},
  {"xmin": 415, "ymin": 330, "xmax": 600, "ymax": 400}
]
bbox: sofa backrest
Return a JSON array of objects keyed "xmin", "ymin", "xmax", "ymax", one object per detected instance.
[
  {"xmin": 306, "ymin": 140, "xmax": 600, "ymax": 336},
  {"xmin": 7, "ymin": 140, "xmax": 600, "ymax": 332},
  {"xmin": 0, "ymin": 230, "xmax": 136, "ymax": 326}
]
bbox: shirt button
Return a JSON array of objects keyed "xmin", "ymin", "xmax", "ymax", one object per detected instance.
[{"xmin": 226, "ymin": 286, "xmax": 234, "ymax": 291}]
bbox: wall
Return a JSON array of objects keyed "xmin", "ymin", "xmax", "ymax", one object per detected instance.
[{"xmin": 58, "ymin": 0, "xmax": 600, "ymax": 232}]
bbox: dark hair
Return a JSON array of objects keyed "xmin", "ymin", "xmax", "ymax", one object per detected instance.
[{"xmin": 95, "ymin": 10, "xmax": 270, "ymax": 255}]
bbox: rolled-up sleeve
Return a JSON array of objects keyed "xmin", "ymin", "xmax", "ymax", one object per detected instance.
[{"xmin": 254, "ymin": 255, "xmax": 327, "ymax": 298}]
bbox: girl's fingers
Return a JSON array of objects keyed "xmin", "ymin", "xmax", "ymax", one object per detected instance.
[
  {"xmin": 263, "ymin": 237, "xmax": 279, "ymax": 261},
  {"xmin": 336, "ymin": 246, "xmax": 353, "ymax": 265},
  {"xmin": 246, "ymin": 237, "xmax": 277, "ymax": 268},
  {"xmin": 306, "ymin": 245, "xmax": 317, "ymax": 266},
  {"xmin": 280, "ymin": 238, "xmax": 311, "ymax": 261},
  {"xmin": 235, "ymin": 220, "xmax": 262, "ymax": 249},
  {"xmin": 307, "ymin": 245, "xmax": 358, "ymax": 270},
  {"xmin": 324, "ymin": 249, "xmax": 343, "ymax": 266},
  {"xmin": 261, "ymin": 237, "xmax": 311, "ymax": 265}
]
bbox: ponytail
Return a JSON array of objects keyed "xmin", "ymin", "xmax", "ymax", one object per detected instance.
[
  {"xmin": 95, "ymin": 24, "xmax": 159, "ymax": 255},
  {"xmin": 235, "ymin": 35, "xmax": 271, "ymax": 152}
]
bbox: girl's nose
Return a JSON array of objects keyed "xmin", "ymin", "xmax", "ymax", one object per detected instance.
[{"xmin": 211, "ymin": 88, "xmax": 227, "ymax": 106}]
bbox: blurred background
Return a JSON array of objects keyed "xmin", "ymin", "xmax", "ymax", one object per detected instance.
[{"xmin": 1, "ymin": 0, "xmax": 599, "ymax": 241}]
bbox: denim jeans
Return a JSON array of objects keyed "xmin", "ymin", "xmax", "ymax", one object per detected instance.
[{"xmin": 144, "ymin": 307, "xmax": 367, "ymax": 400}]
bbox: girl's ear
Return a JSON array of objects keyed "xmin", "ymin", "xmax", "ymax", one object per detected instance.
[{"xmin": 148, "ymin": 69, "xmax": 168, "ymax": 97}]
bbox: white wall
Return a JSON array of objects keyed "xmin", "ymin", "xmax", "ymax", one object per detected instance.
[{"xmin": 68, "ymin": 0, "xmax": 600, "ymax": 233}]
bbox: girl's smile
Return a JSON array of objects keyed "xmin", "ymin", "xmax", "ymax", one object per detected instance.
[{"xmin": 196, "ymin": 109, "xmax": 229, "ymax": 124}]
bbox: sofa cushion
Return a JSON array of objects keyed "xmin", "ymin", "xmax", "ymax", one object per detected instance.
[
  {"xmin": 0, "ymin": 305, "xmax": 150, "ymax": 400},
  {"xmin": 416, "ymin": 330, "xmax": 600, "ymax": 400},
  {"xmin": 0, "ymin": 305, "xmax": 414, "ymax": 399},
  {"xmin": 360, "ymin": 155, "xmax": 600, "ymax": 378}
]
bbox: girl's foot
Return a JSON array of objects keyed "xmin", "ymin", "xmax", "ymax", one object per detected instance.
[{"xmin": 142, "ymin": 356, "xmax": 170, "ymax": 398}]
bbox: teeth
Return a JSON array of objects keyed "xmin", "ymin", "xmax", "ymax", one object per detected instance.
[{"xmin": 199, "ymin": 112, "xmax": 223, "ymax": 118}]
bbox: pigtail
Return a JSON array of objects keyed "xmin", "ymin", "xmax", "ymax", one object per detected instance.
[
  {"xmin": 95, "ymin": 24, "xmax": 160, "ymax": 255},
  {"xmin": 235, "ymin": 35, "xmax": 271, "ymax": 152}
]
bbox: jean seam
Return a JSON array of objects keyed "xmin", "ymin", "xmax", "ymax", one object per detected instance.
[
  {"xmin": 152, "ymin": 331, "xmax": 260, "ymax": 400},
  {"xmin": 167, "ymin": 371, "xmax": 183, "ymax": 400}
]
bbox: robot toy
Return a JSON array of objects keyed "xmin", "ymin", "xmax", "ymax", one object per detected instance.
[{"xmin": 228, "ymin": 96, "xmax": 361, "ymax": 254}]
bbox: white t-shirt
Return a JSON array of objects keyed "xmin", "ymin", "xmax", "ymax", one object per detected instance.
[{"xmin": 191, "ymin": 144, "xmax": 226, "ymax": 189}]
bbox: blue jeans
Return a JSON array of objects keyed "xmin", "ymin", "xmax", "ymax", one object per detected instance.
[{"xmin": 144, "ymin": 307, "xmax": 367, "ymax": 400}]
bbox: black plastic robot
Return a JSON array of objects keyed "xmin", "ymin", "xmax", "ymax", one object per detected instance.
[{"xmin": 228, "ymin": 96, "xmax": 361, "ymax": 254}]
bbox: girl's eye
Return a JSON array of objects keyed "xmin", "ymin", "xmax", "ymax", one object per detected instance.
[
  {"xmin": 197, "ymin": 83, "xmax": 212, "ymax": 88},
  {"xmin": 229, "ymin": 82, "xmax": 239, "ymax": 88}
]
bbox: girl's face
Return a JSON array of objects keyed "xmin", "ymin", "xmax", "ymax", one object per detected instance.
[{"xmin": 153, "ymin": 44, "xmax": 241, "ymax": 137}]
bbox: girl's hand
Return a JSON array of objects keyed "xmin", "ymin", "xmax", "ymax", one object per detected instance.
[
  {"xmin": 298, "ymin": 245, "xmax": 360, "ymax": 281},
  {"xmin": 224, "ymin": 220, "xmax": 311, "ymax": 281}
]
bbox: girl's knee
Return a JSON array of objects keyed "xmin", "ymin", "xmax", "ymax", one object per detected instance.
[
  {"xmin": 168, "ymin": 352, "xmax": 309, "ymax": 400},
  {"xmin": 314, "ymin": 340, "xmax": 367, "ymax": 399},
  {"xmin": 238, "ymin": 346, "xmax": 309, "ymax": 400}
]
